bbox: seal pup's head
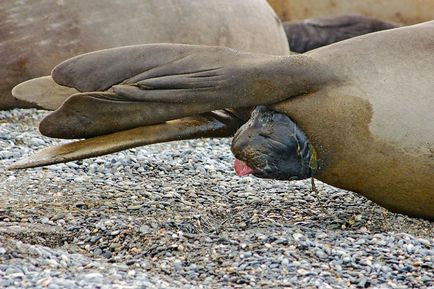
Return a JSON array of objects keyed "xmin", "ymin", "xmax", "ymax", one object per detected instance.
[{"xmin": 231, "ymin": 106, "xmax": 315, "ymax": 181}]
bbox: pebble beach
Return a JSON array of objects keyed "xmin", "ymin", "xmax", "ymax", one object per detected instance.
[{"xmin": 1, "ymin": 109, "xmax": 433, "ymax": 288}]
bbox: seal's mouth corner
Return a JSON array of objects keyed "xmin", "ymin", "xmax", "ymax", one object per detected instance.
[{"xmin": 234, "ymin": 159, "xmax": 254, "ymax": 177}]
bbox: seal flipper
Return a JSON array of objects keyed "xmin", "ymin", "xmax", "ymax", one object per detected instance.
[
  {"xmin": 11, "ymin": 44, "xmax": 233, "ymax": 111},
  {"xmin": 42, "ymin": 44, "xmax": 334, "ymax": 139},
  {"xmin": 11, "ymin": 110, "xmax": 247, "ymax": 169},
  {"xmin": 39, "ymin": 91, "xmax": 217, "ymax": 139},
  {"xmin": 11, "ymin": 76, "xmax": 79, "ymax": 110},
  {"xmin": 51, "ymin": 44, "xmax": 238, "ymax": 92}
]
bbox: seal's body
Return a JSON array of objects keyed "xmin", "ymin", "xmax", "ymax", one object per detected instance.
[
  {"xmin": 11, "ymin": 22, "xmax": 434, "ymax": 219},
  {"xmin": 271, "ymin": 22, "xmax": 434, "ymax": 218}
]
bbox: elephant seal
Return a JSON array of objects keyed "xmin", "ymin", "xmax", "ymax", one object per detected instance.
[
  {"xmin": 10, "ymin": 22, "xmax": 434, "ymax": 220},
  {"xmin": 283, "ymin": 14, "xmax": 400, "ymax": 52},
  {"xmin": 0, "ymin": 0, "xmax": 288, "ymax": 109}
]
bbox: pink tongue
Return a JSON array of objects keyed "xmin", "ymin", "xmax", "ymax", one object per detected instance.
[{"xmin": 234, "ymin": 159, "xmax": 254, "ymax": 177}]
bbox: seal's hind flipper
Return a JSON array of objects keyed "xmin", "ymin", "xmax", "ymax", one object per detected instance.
[
  {"xmin": 11, "ymin": 76, "xmax": 79, "ymax": 110},
  {"xmin": 41, "ymin": 44, "xmax": 332, "ymax": 139},
  {"xmin": 39, "ymin": 91, "xmax": 217, "ymax": 139},
  {"xmin": 10, "ymin": 111, "xmax": 244, "ymax": 169},
  {"xmin": 51, "ymin": 44, "xmax": 237, "ymax": 92}
]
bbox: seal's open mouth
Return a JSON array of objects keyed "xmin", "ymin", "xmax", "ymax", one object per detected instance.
[{"xmin": 234, "ymin": 159, "xmax": 254, "ymax": 177}]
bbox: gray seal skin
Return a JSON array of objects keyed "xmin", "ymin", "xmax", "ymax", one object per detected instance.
[
  {"xmin": 11, "ymin": 22, "xmax": 434, "ymax": 220},
  {"xmin": 283, "ymin": 14, "xmax": 400, "ymax": 53},
  {"xmin": 0, "ymin": 0, "xmax": 288, "ymax": 109}
]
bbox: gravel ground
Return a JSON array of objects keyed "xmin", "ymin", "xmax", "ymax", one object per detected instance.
[{"xmin": 1, "ymin": 109, "xmax": 433, "ymax": 289}]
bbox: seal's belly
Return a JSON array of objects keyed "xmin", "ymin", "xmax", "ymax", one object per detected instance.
[{"xmin": 272, "ymin": 87, "xmax": 434, "ymax": 219}]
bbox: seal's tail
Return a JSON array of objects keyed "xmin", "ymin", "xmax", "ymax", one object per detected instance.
[
  {"xmin": 9, "ymin": 110, "xmax": 244, "ymax": 170},
  {"xmin": 11, "ymin": 76, "xmax": 78, "ymax": 110}
]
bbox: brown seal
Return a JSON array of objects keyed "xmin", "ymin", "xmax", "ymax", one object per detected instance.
[
  {"xmin": 0, "ymin": 0, "xmax": 288, "ymax": 109},
  {"xmin": 11, "ymin": 22, "xmax": 434, "ymax": 219},
  {"xmin": 282, "ymin": 14, "xmax": 400, "ymax": 53}
]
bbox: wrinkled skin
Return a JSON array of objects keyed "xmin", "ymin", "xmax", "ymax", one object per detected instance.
[{"xmin": 231, "ymin": 106, "xmax": 314, "ymax": 180}]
